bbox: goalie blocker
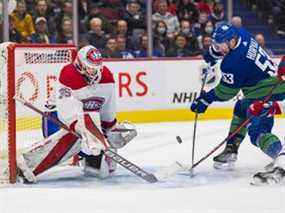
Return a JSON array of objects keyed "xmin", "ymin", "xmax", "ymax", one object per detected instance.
[{"xmin": 17, "ymin": 45, "xmax": 137, "ymax": 183}]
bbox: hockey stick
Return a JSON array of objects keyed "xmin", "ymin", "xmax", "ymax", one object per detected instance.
[
  {"xmin": 189, "ymin": 80, "xmax": 282, "ymax": 171},
  {"xmin": 190, "ymin": 71, "xmax": 209, "ymax": 177},
  {"xmin": 15, "ymin": 97, "xmax": 158, "ymax": 183},
  {"xmin": 161, "ymin": 80, "xmax": 284, "ymax": 178}
]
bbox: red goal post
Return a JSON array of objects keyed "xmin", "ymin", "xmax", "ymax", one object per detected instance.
[{"xmin": 0, "ymin": 43, "xmax": 77, "ymax": 184}]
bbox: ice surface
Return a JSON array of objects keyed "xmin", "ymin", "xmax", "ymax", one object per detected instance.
[{"xmin": 1, "ymin": 119, "xmax": 285, "ymax": 213}]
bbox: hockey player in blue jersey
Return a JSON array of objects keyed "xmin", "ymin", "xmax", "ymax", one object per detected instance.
[{"xmin": 190, "ymin": 23, "xmax": 285, "ymax": 185}]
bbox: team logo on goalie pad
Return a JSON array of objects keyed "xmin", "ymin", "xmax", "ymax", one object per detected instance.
[{"xmin": 81, "ymin": 97, "xmax": 105, "ymax": 112}]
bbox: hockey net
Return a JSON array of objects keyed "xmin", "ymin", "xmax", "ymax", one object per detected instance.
[{"xmin": 0, "ymin": 43, "xmax": 76, "ymax": 184}]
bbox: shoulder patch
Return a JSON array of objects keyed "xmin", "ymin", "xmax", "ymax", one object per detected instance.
[
  {"xmin": 99, "ymin": 66, "xmax": 115, "ymax": 84},
  {"xmin": 59, "ymin": 64, "xmax": 88, "ymax": 90}
]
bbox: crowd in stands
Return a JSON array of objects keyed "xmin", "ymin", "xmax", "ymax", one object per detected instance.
[
  {"xmin": 243, "ymin": 0, "xmax": 285, "ymax": 36},
  {"xmin": 0, "ymin": 0, "xmax": 277, "ymax": 58},
  {"xmin": 1, "ymin": 0, "xmax": 225, "ymax": 58}
]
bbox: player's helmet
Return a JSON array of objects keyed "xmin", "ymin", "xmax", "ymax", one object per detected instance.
[
  {"xmin": 74, "ymin": 45, "xmax": 103, "ymax": 84},
  {"xmin": 212, "ymin": 23, "xmax": 239, "ymax": 44}
]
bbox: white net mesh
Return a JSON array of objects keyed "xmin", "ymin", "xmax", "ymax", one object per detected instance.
[{"xmin": 0, "ymin": 43, "xmax": 75, "ymax": 184}]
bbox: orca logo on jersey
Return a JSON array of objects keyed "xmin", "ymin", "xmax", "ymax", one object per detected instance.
[{"xmin": 81, "ymin": 97, "xmax": 105, "ymax": 112}]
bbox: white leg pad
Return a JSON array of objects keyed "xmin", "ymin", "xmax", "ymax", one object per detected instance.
[{"xmin": 17, "ymin": 154, "xmax": 37, "ymax": 183}]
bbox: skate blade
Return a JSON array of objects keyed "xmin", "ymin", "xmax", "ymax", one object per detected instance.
[
  {"xmin": 213, "ymin": 161, "xmax": 235, "ymax": 171},
  {"xmin": 250, "ymin": 177, "xmax": 276, "ymax": 186}
]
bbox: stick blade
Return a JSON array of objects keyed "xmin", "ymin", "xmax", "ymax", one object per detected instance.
[{"xmin": 154, "ymin": 161, "xmax": 189, "ymax": 181}]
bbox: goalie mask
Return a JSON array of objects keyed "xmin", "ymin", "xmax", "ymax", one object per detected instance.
[{"xmin": 75, "ymin": 45, "xmax": 103, "ymax": 84}]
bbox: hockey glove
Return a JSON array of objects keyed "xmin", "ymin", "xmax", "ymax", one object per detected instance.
[
  {"xmin": 248, "ymin": 100, "xmax": 281, "ymax": 118},
  {"xmin": 191, "ymin": 91, "xmax": 214, "ymax": 113},
  {"xmin": 200, "ymin": 63, "xmax": 220, "ymax": 89},
  {"xmin": 103, "ymin": 121, "xmax": 137, "ymax": 149},
  {"xmin": 277, "ymin": 56, "xmax": 285, "ymax": 80}
]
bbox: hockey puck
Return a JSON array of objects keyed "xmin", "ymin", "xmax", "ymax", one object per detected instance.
[{"xmin": 176, "ymin": 136, "xmax": 183, "ymax": 144}]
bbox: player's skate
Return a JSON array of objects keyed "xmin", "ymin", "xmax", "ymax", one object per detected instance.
[
  {"xmin": 251, "ymin": 154, "xmax": 285, "ymax": 186},
  {"xmin": 80, "ymin": 150, "xmax": 117, "ymax": 179},
  {"xmin": 213, "ymin": 143, "xmax": 239, "ymax": 170}
]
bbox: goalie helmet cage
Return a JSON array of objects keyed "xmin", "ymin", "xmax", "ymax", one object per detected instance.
[{"xmin": 0, "ymin": 43, "xmax": 77, "ymax": 184}]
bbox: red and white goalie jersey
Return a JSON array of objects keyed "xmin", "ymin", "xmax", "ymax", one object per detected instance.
[{"xmin": 57, "ymin": 63, "xmax": 117, "ymax": 132}]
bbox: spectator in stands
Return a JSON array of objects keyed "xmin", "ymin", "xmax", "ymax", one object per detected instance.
[
  {"xmin": 116, "ymin": 19, "xmax": 129, "ymax": 37},
  {"xmin": 123, "ymin": 0, "xmax": 145, "ymax": 37},
  {"xmin": 55, "ymin": 0, "xmax": 73, "ymax": 32},
  {"xmin": 255, "ymin": 33, "xmax": 274, "ymax": 56},
  {"xmin": 77, "ymin": 0, "xmax": 88, "ymax": 33},
  {"xmin": 152, "ymin": 0, "xmax": 180, "ymax": 36},
  {"xmin": 79, "ymin": 0, "xmax": 88, "ymax": 23},
  {"xmin": 49, "ymin": 0, "xmax": 64, "ymax": 20},
  {"xmin": 86, "ymin": 17, "xmax": 107, "ymax": 51},
  {"xmin": 152, "ymin": 0, "xmax": 161, "ymax": 13},
  {"xmin": 9, "ymin": 15, "xmax": 23, "ymax": 43},
  {"xmin": 31, "ymin": 17, "xmax": 55, "ymax": 44},
  {"xmin": 102, "ymin": 37, "xmax": 122, "ymax": 58},
  {"xmin": 115, "ymin": 19, "xmax": 135, "ymax": 49},
  {"xmin": 153, "ymin": 20, "xmax": 169, "ymax": 52},
  {"xmin": 25, "ymin": 0, "xmax": 34, "ymax": 14},
  {"xmin": 33, "ymin": 0, "xmax": 48, "ymax": 18},
  {"xmin": 56, "ymin": 17, "xmax": 73, "ymax": 44},
  {"xmin": 32, "ymin": 0, "xmax": 56, "ymax": 34},
  {"xmin": 196, "ymin": 0, "xmax": 212, "ymax": 15},
  {"xmin": 231, "ymin": 16, "xmax": 242, "ymax": 28},
  {"xmin": 10, "ymin": 1, "xmax": 35, "ymax": 42},
  {"xmin": 61, "ymin": 1, "xmax": 73, "ymax": 19},
  {"xmin": 166, "ymin": 0, "xmax": 177, "ymax": 15},
  {"xmin": 116, "ymin": 35, "xmax": 135, "ymax": 58},
  {"xmin": 204, "ymin": 20, "xmax": 214, "ymax": 36},
  {"xmin": 180, "ymin": 20, "xmax": 201, "ymax": 55},
  {"xmin": 84, "ymin": 3, "xmax": 113, "ymax": 34},
  {"xmin": 192, "ymin": 11, "xmax": 208, "ymax": 37},
  {"xmin": 192, "ymin": 11, "xmax": 209, "ymax": 49},
  {"xmin": 177, "ymin": 0, "xmax": 199, "ymax": 23},
  {"xmin": 166, "ymin": 34, "xmax": 199, "ymax": 57},
  {"xmin": 133, "ymin": 34, "xmax": 163, "ymax": 57},
  {"xmin": 201, "ymin": 34, "xmax": 212, "ymax": 52},
  {"xmin": 209, "ymin": 2, "xmax": 225, "ymax": 26}
]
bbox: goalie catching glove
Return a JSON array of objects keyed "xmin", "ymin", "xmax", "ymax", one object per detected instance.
[{"xmin": 102, "ymin": 120, "xmax": 137, "ymax": 149}]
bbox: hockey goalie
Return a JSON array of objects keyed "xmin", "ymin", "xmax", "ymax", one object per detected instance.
[{"xmin": 17, "ymin": 45, "xmax": 137, "ymax": 183}]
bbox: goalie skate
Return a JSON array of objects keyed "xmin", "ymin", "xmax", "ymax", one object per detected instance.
[
  {"xmin": 213, "ymin": 143, "xmax": 238, "ymax": 170},
  {"xmin": 251, "ymin": 167, "xmax": 285, "ymax": 186}
]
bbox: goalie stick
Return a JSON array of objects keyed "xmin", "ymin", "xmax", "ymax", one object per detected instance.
[{"xmin": 15, "ymin": 97, "xmax": 158, "ymax": 183}]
